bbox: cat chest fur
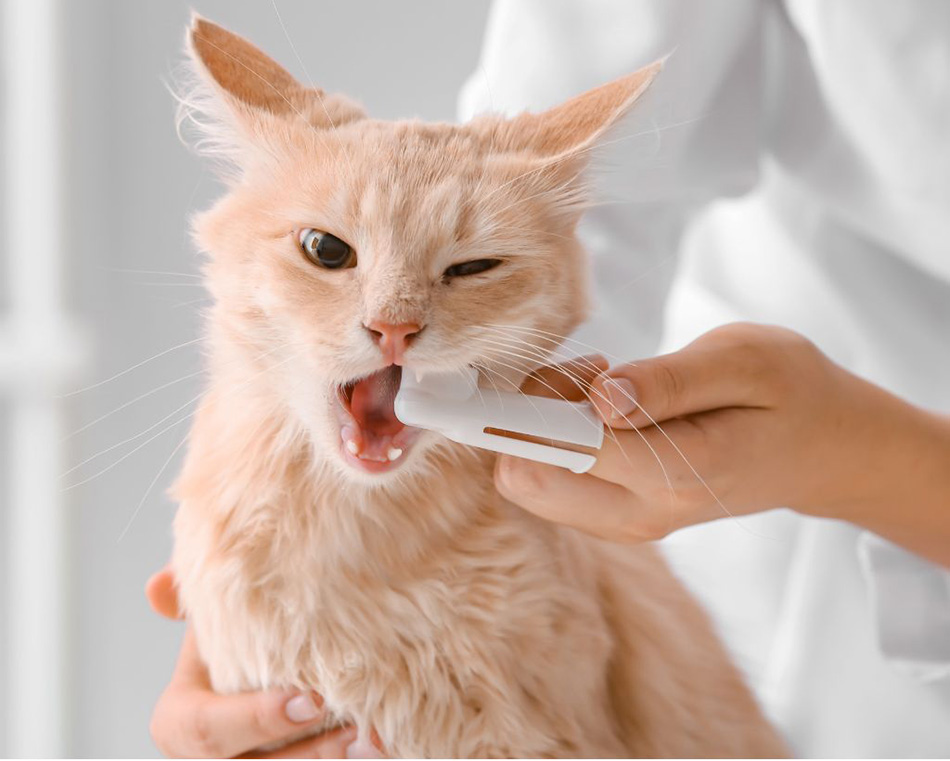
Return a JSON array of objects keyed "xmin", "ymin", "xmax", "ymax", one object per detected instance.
[{"xmin": 173, "ymin": 465, "xmax": 628, "ymax": 757}]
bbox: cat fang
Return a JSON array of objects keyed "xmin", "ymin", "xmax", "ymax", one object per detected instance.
[{"xmin": 335, "ymin": 365, "xmax": 421, "ymax": 473}]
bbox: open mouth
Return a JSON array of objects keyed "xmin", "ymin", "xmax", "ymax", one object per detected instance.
[{"xmin": 335, "ymin": 365, "xmax": 421, "ymax": 473}]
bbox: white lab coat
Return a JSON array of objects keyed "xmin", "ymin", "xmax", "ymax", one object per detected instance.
[{"xmin": 459, "ymin": 0, "xmax": 950, "ymax": 756}]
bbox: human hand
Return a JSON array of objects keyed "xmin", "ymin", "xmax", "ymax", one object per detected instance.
[
  {"xmin": 494, "ymin": 323, "xmax": 950, "ymax": 563},
  {"xmin": 146, "ymin": 568, "xmax": 376, "ymax": 758}
]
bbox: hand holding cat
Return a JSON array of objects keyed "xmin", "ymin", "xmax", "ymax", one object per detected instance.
[
  {"xmin": 495, "ymin": 323, "xmax": 950, "ymax": 567},
  {"xmin": 145, "ymin": 570, "xmax": 380, "ymax": 758}
]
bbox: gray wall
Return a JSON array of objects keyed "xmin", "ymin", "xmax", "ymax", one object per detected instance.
[{"xmin": 60, "ymin": 1, "xmax": 490, "ymax": 755}]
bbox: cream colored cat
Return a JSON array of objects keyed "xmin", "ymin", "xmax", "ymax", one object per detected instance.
[{"xmin": 171, "ymin": 17, "xmax": 786, "ymax": 758}]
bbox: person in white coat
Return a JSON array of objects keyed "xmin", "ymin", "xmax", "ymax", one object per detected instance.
[
  {"xmin": 146, "ymin": 1, "xmax": 950, "ymax": 757},
  {"xmin": 463, "ymin": 0, "xmax": 950, "ymax": 756}
]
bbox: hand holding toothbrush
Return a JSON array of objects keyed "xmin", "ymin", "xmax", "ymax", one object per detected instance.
[{"xmin": 494, "ymin": 323, "xmax": 950, "ymax": 568}]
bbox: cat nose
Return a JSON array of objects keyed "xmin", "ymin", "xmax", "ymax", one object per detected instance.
[{"xmin": 364, "ymin": 320, "xmax": 424, "ymax": 364}]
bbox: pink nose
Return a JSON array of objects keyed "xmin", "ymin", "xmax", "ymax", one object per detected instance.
[{"xmin": 364, "ymin": 320, "xmax": 423, "ymax": 364}]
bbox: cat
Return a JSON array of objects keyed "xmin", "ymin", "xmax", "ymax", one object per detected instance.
[{"xmin": 171, "ymin": 16, "xmax": 787, "ymax": 758}]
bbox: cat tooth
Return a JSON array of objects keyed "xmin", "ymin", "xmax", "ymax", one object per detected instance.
[
  {"xmin": 387, "ymin": 447, "xmax": 403, "ymax": 462},
  {"xmin": 345, "ymin": 439, "xmax": 360, "ymax": 456}
]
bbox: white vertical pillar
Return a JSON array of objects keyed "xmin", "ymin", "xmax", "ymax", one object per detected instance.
[{"xmin": 2, "ymin": 0, "xmax": 82, "ymax": 755}]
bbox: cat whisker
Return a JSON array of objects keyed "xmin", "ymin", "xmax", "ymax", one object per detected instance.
[
  {"xmin": 61, "ymin": 412, "xmax": 194, "ymax": 492},
  {"xmin": 477, "ymin": 329, "xmax": 616, "ymax": 395},
  {"xmin": 472, "ymin": 344, "xmax": 665, "ymax": 508},
  {"xmin": 61, "ymin": 343, "xmax": 300, "ymax": 481},
  {"xmin": 474, "ymin": 340, "xmax": 618, "ymax": 428},
  {"xmin": 481, "ymin": 162, "xmax": 589, "ymax": 231},
  {"xmin": 116, "ymin": 363, "xmax": 310, "ymax": 543},
  {"xmin": 472, "ymin": 336, "xmax": 676, "ymax": 513},
  {"xmin": 477, "ymin": 350, "xmax": 607, "ymax": 436},
  {"xmin": 471, "ymin": 361, "xmax": 512, "ymax": 417},
  {"xmin": 480, "ymin": 332, "xmax": 766, "ymax": 535},
  {"xmin": 129, "ymin": 281, "xmax": 208, "ymax": 288},
  {"xmin": 61, "ymin": 391, "xmax": 202, "ymax": 480},
  {"xmin": 465, "ymin": 65, "xmax": 500, "ymax": 205},
  {"xmin": 606, "ymin": 252, "xmax": 678, "ymax": 295},
  {"xmin": 61, "ymin": 368, "xmax": 206, "ymax": 442},
  {"xmin": 267, "ymin": 0, "xmax": 357, "ymax": 181},
  {"xmin": 484, "ymin": 324, "xmax": 630, "ymax": 366},
  {"xmin": 471, "ymin": 354, "xmax": 574, "ymax": 440},
  {"xmin": 477, "ymin": 224, "xmax": 576, "ymax": 245},
  {"xmin": 116, "ymin": 431, "xmax": 191, "ymax": 543},
  {"xmin": 170, "ymin": 296, "xmax": 214, "ymax": 310},
  {"xmin": 101, "ymin": 266, "xmax": 202, "ymax": 279},
  {"xmin": 63, "ymin": 337, "xmax": 292, "ymax": 442},
  {"xmin": 467, "ymin": 360, "xmax": 491, "ymax": 412},
  {"xmin": 470, "ymin": 115, "xmax": 707, "ymax": 219},
  {"xmin": 584, "ymin": 367, "xmax": 756, "ymax": 531},
  {"xmin": 60, "ymin": 336, "xmax": 204, "ymax": 398}
]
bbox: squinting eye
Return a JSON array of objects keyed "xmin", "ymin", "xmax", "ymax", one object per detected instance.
[
  {"xmin": 443, "ymin": 258, "xmax": 502, "ymax": 279},
  {"xmin": 298, "ymin": 228, "xmax": 356, "ymax": 270}
]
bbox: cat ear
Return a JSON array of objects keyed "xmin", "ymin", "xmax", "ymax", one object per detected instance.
[
  {"xmin": 482, "ymin": 62, "xmax": 663, "ymax": 226},
  {"xmin": 497, "ymin": 61, "xmax": 663, "ymax": 160},
  {"xmin": 180, "ymin": 15, "xmax": 364, "ymax": 167}
]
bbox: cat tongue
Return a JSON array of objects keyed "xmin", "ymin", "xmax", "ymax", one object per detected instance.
[{"xmin": 349, "ymin": 367, "xmax": 403, "ymax": 435}]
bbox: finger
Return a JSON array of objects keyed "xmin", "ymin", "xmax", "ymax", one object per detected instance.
[
  {"xmin": 521, "ymin": 354, "xmax": 609, "ymax": 401},
  {"xmin": 240, "ymin": 726, "xmax": 360, "ymax": 759},
  {"xmin": 586, "ymin": 418, "xmax": 709, "ymax": 490},
  {"xmin": 155, "ymin": 629, "xmax": 331, "ymax": 757},
  {"xmin": 146, "ymin": 566, "xmax": 183, "ymax": 620},
  {"xmin": 343, "ymin": 730, "xmax": 387, "ymax": 759},
  {"xmin": 589, "ymin": 338, "xmax": 771, "ymax": 429},
  {"xmin": 181, "ymin": 689, "xmax": 330, "ymax": 758},
  {"xmin": 494, "ymin": 455, "xmax": 653, "ymax": 543},
  {"xmin": 590, "ymin": 410, "xmax": 770, "ymax": 529},
  {"xmin": 166, "ymin": 629, "xmax": 332, "ymax": 757}
]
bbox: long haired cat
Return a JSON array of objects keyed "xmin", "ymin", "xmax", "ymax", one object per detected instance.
[{"xmin": 171, "ymin": 16, "xmax": 786, "ymax": 757}]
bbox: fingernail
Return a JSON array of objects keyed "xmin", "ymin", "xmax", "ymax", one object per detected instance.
[
  {"xmin": 285, "ymin": 692, "xmax": 322, "ymax": 723},
  {"xmin": 605, "ymin": 377, "xmax": 637, "ymax": 418},
  {"xmin": 346, "ymin": 738, "xmax": 384, "ymax": 758}
]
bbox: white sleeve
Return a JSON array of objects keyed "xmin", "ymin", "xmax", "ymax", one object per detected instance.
[
  {"xmin": 858, "ymin": 532, "xmax": 950, "ymax": 687},
  {"xmin": 459, "ymin": 0, "xmax": 767, "ymax": 358}
]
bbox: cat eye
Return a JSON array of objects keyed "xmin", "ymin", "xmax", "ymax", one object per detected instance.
[
  {"xmin": 298, "ymin": 228, "xmax": 356, "ymax": 270},
  {"xmin": 442, "ymin": 258, "xmax": 502, "ymax": 279}
]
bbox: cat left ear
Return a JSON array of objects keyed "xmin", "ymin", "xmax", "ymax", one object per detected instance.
[
  {"xmin": 496, "ymin": 61, "xmax": 663, "ymax": 160},
  {"xmin": 181, "ymin": 15, "xmax": 365, "ymax": 166}
]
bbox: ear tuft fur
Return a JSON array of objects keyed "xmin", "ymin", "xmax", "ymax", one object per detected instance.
[
  {"xmin": 172, "ymin": 14, "xmax": 366, "ymax": 176},
  {"xmin": 499, "ymin": 61, "xmax": 663, "ymax": 160},
  {"xmin": 480, "ymin": 60, "xmax": 664, "ymax": 225}
]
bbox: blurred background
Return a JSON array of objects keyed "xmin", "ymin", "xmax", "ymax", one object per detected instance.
[{"xmin": 0, "ymin": 0, "xmax": 491, "ymax": 755}]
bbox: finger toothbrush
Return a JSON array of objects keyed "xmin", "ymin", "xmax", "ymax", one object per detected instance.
[{"xmin": 394, "ymin": 366, "xmax": 604, "ymax": 473}]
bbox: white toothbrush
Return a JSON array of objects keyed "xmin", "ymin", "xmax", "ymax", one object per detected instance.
[{"xmin": 394, "ymin": 366, "xmax": 604, "ymax": 473}]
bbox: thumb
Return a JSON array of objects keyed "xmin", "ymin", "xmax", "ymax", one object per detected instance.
[{"xmin": 146, "ymin": 565, "xmax": 183, "ymax": 620}]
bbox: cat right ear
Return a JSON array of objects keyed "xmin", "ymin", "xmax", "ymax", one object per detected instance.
[{"xmin": 178, "ymin": 15, "xmax": 365, "ymax": 172}]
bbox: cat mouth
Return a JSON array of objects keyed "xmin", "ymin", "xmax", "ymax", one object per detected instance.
[{"xmin": 335, "ymin": 365, "xmax": 421, "ymax": 474}]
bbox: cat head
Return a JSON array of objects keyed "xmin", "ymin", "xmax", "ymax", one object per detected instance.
[{"xmin": 181, "ymin": 16, "xmax": 658, "ymax": 486}]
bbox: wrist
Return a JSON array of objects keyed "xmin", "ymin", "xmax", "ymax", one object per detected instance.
[
  {"xmin": 853, "ymin": 406, "xmax": 950, "ymax": 566},
  {"xmin": 795, "ymin": 367, "xmax": 925, "ymax": 521},
  {"xmin": 799, "ymin": 369, "xmax": 950, "ymax": 566}
]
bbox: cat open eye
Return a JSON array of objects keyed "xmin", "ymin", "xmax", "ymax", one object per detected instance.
[
  {"xmin": 442, "ymin": 258, "xmax": 502, "ymax": 280},
  {"xmin": 298, "ymin": 228, "xmax": 356, "ymax": 270}
]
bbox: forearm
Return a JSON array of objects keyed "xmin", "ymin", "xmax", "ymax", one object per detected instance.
[
  {"xmin": 815, "ymin": 371, "xmax": 950, "ymax": 568},
  {"xmin": 856, "ymin": 406, "xmax": 950, "ymax": 568}
]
